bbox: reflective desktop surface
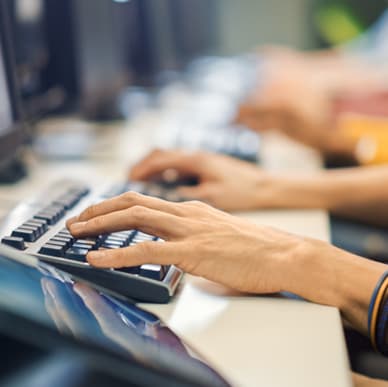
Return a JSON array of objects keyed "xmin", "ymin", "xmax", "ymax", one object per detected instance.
[{"xmin": 0, "ymin": 245, "xmax": 230, "ymax": 387}]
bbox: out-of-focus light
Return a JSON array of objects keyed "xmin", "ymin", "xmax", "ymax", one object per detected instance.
[{"xmin": 112, "ymin": 0, "xmax": 131, "ymax": 3}]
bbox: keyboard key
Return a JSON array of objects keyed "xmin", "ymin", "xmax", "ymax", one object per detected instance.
[
  {"xmin": 105, "ymin": 236, "xmax": 127, "ymax": 245},
  {"xmin": 11, "ymin": 227, "xmax": 37, "ymax": 242},
  {"xmin": 19, "ymin": 224, "xmax": 41, "ymax": 241},
  {"xmin": 1, "ymin": 236, "xmax": 26, "ymax": 250},
  {"xmin": 53, "ymin": 195, "xmax": 78, "ymax": 210},
  {"xmin": 59, "ymin": 228, "xmax": 72, "ymax": 234},
  {"xmin": 68, "ymin": 186, "xmax": 90, "ymax": 197},
  {"xmin": 57, "ymin": 230, "xmax": 73, "ymax": 239},
  {"xmin": 23, "ymin": 220, "xmax": 48, "ymax": 236},
  {"xmin": 74, "ymin": 238, "xmax": 97, "ymax": 246},
  {"xmin": 140, "ymin": 264, "xmax": 165, "ymax": 280},
  {"xmin": 46, "ymin": 240, "xmax": 68, "ymax": 248},
  {"xmin": 64, "ymin": 248, "xmax": 89, "ymax": 262},
  {"xmin": 133, "ymin": 232, "xmax": 154, "ymax": 242},
  {"xmin": 50, "ymin": 236, "xmax": 72, "ymax": 247},
  {"xmin": 101, "ymin": 242, "xmax": 123, "ymax": 249},
  {"xmin": 72, "ymin": 242, "xmax": 94, "ymax": 250},
  {"xmin": 34, "ymin": 213, "xmax": 56, "ymax": 225},
  {"xmin": 39, "ymin": 244, "xmax": 65, "ymax": 257},
  {"xmin": 20, "ymin": 224, "xmax": 42, "ymax": 239}
]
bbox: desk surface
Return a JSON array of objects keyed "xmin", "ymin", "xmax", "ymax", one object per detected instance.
[{"xmin": 0, "ymin": 114, "xmax": 351, "ymax": 387}]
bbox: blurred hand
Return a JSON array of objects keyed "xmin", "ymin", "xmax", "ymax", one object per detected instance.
[
  {"xmin": 67, "ymin": 192, "xmax": 304, "ymax": 294},
  {"xmin": 236, "ymin": 81, "xmax": 340, "ymax": 154},
  {"xmin": 235, "ymin": 45, "xmax": 384, "ymax": 156},
  {"xmin": 236, "ymin": 49, "xmax": 344, "ymax": 154},
  {"xmin": 130, "ymin": 149, "xmax": 276, "ymax": 211}
]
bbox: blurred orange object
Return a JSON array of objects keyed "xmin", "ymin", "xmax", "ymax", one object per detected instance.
[{"xmin": 338, "ymin": 114, "xmax": 388, "ymax": 165}]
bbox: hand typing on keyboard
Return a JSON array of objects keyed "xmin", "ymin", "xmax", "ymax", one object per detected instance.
[
  {"xmin": 66, "ymin": 190, "xmax": 388, "ymax": 352},
  {"xmin": 129, "ymin": 149, "xmax": 272, "ymax": 212},
  {"xmin": 66, "ymin": 191, "xmax": 300, "ymax": 294}
]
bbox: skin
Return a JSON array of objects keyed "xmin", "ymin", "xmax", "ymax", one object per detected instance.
[
  {"xmin": 66, "ymin": 192, "xmax": 388, "ymax": 386},
  {"xmin": 235, "ymin": 46, "xmax": 388, "ymax": 158},
  {"xmin": 353, "ymin": 373, "xmax": 388, "ymax": 387},
  {"xmin": 130, "ymin": 149, "xmax": 388, "ymax": 227}
]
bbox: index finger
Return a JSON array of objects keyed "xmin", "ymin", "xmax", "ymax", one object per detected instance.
[
  {"xmin": 68, "ymin": 205, "xmax": 190, "ymax": 240},
  {"xmin": 66, "ymin": 191, "xmax": 183, "ymax": 228}
]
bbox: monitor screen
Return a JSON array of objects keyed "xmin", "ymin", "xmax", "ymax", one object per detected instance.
[
  {"xmin": 6, "ymin": 0, "xmax": 77, "ymax": 117},
  {"xmin": 0, "ymin": 245, "xmax": 230, "ymax": 387},
  {"xmin": 0, "ymin": 38, "xmax": 13, "ymax": 136},
  {"xmin": 0, "ymin": 0, "xmax": 27, "ymax": 182}
]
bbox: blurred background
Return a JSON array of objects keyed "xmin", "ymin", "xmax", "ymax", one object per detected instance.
[{"xmin": 6, "ymin": 0, "xmax": 387, "ymax": 122}]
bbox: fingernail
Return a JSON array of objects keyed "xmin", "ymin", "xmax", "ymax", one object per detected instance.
[
  {"xmin": 66, "ymin": 216, "xmax": 78, "ymax": 227},
  {"xmin": 69, "ymin": 221, "xmax": 87, "ymax": 233}
]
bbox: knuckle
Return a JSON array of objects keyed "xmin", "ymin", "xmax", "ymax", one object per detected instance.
[
  {"xmin": 122, "ymin": 191, "xmax": 142, "ymax": 203},
  {"xmin": 187, "ymin": 200, "xmax": 206, "ymax": 208},
  {"xmin": 129, "ymin": 205, "xmax": 148, "ymax": 221},
  {"xmin": 86, "ymin": 216, "xmax": 103, "ymax": 231},
  {"xmin": 137, "ymin": 241, "xmax": 154, "ymax": 257},
  {"xmin": 81, "ymin": 205, "xmax": 97, "ymax": 220}
]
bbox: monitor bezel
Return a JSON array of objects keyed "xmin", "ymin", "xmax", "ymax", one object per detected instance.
[{"xmin": 0, "ymin": 0, "xmax": 26, "ymax": 170}]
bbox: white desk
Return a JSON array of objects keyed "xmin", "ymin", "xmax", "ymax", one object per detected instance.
[{"xmin": 0, "ymin": 114, "xmax": 351, "ymax": 387}]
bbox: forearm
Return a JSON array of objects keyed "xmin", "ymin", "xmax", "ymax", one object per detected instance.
[
  {"xmin": 308, "ymin": 54, "xmax": 388, "ymax": 95},
  {"xmin": 266, "ymin": 166, "xmax": 388, "ymax": 226},
  {"xmin": 353, "ymin": 372, "xmax": 388, "ymax": 387},
  {"xmin": 284, "ymin": 238, "xmax": 386, "ymax": 335}
]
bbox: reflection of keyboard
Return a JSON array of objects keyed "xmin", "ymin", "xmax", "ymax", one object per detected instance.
[{"xmin": 0, "ymin": 180, "xmax": 184, "ymax": 303}]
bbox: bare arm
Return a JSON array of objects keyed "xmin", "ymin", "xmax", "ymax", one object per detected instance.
[
  {"xmin": 353, "ymin": 372, "xmax": 388, "ymax": 387},
  {"xmin": 66, "ymin": 192, "xmax": 387, "ymax": 336},
  {"xmin": 130, "ymin": 150, "xmax": 388, "ymax": 227},
  {"xmin": 269, "ymin": 165, "xmax": 388, "ymax": 227}
]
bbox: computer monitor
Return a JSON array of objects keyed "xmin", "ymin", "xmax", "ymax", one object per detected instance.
[
  {"xmin": 170, "ymin": 0, "xmax": 219, "ymax": 65},
  {"xmin": 7, "ymin": 0, "xmax": 135, "ymax": 122},
  {"xmin": 71, "ymin": 0, "xmax": 134, "ymax": 120},
  {"xmin": 0, "ymin": 0, "xmax": 26, "ymax": 183},
  {"xmin": 6, "ymin": 0, "xmax": 78, "ymax": 119}
]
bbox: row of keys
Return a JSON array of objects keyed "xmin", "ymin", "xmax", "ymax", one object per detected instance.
[
  {"xmin": 2, "ymin": 218, "xmax": 50, "ymax": 249},
  {"xmin": 38, "ymin": 228, "xmax": 167, "ymax": 281},
  {"xmin": 33, "ymin": 187, "xmax": 90, "ymax": 226},
  {"xmin": 39, "ymin": 229, "xmax": 157, "ymax": 259},
  {"xmin": 34, "ymin": 204, "xmax": 65, "ymax": 225},
  {"xmin": 1, "ymin": 186, "xmax": 90, "ymax": 249}
]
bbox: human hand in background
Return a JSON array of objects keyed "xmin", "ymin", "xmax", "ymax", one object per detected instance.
[
  {"xmin": 236, "ymin": 45, "xmax": 387, "ymax": 157},
  {"xmin": 130, "ymin": 149, "xmax": 277, "ymax": 211}
]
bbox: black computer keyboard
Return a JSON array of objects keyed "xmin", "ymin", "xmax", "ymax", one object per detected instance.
[{"xmin": 0, "ymin": 180, "xmax": 184, "ymax": 303}]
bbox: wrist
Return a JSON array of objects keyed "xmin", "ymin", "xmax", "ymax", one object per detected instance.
[
  {"xmin": 254, "ymin": 172, "xmax": 334, "ymax": 209},
  {"xmin": 283, "ymin": 238, "xmax": 386, "ymax": 334}
]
